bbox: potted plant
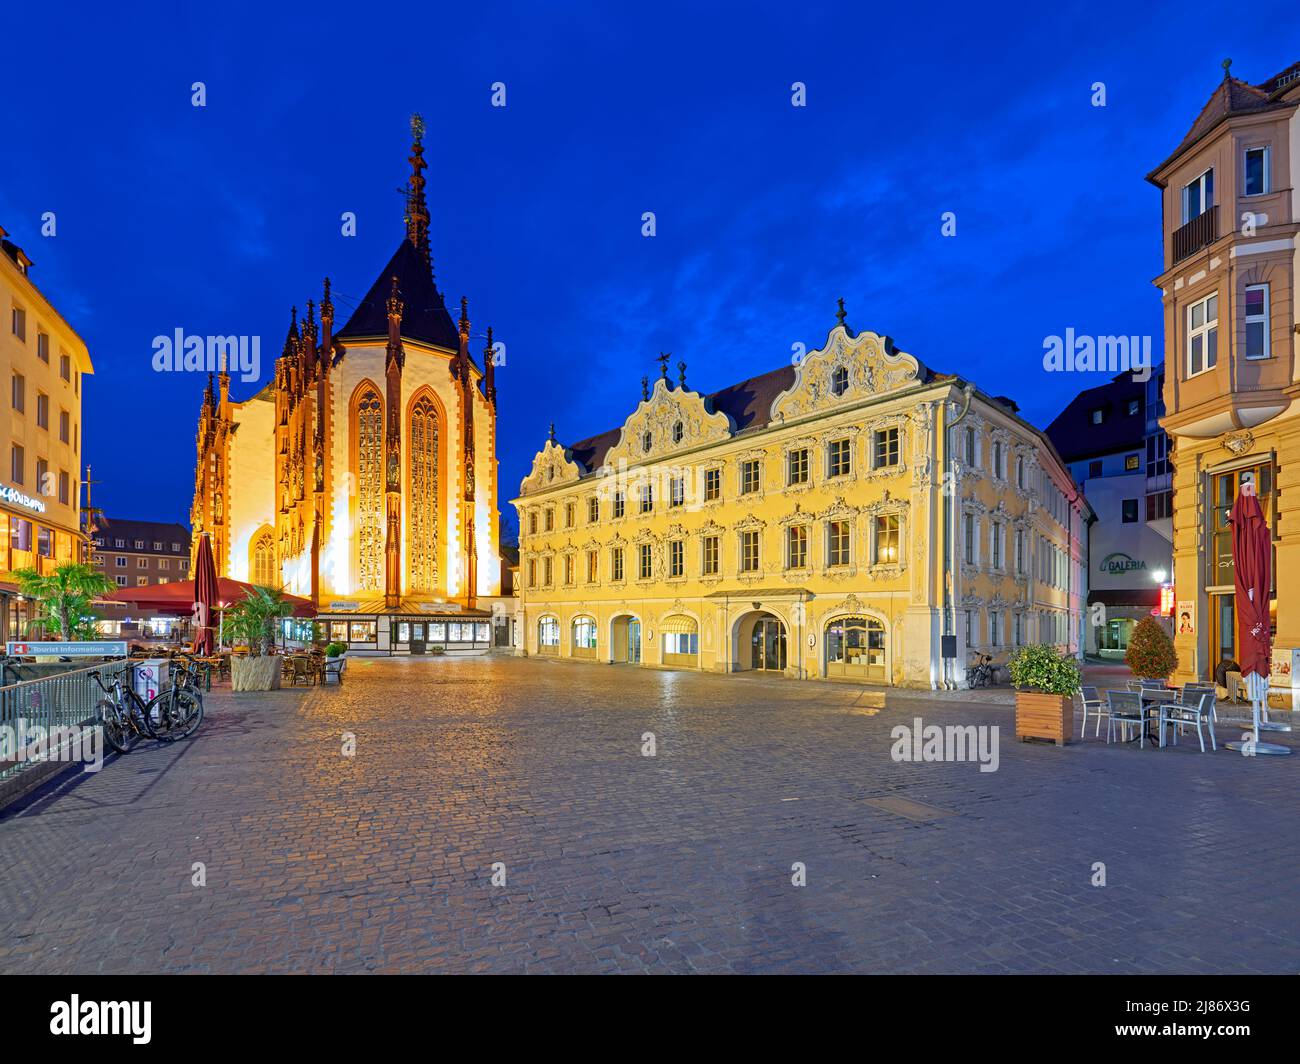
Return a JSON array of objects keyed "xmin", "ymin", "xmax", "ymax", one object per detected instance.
[
  {"xmin": 1008, "ymin": 643, "xmax": 1082, "ymax": 746},
  {"xmin": 324, "ymin": 641, "xmax": 347, "ymax": 658},
  {"xmin": 223, "ymin": 585, "xmax": 292, "ymax": 692},
  {"xmin": 1125, "ymin": 616, "xmax": 1178, "ymax": 683}
]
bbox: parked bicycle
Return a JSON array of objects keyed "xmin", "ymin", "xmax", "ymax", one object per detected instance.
[
  {"xmin": 93, "ymin": 661, "xmax": 204, "ymax": 754},
  {"xmin": 966, "ymin": 653, "xmax": 995, "ymax": 689}
]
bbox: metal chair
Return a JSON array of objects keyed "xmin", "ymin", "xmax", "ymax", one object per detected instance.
[
  {"xmin": 1158, "ymin": 692, "xmax": 1217, "ymax": 752},
  {"xmin": 1107, "ymin": 690, "xmax": 1146, "ymax": 747},
  {"xmin": 1182, "ymin": 684, "xmax": 1217, "ymax": 724},
  {"xmin": 1079, "ymin": 685, "xmax": 1109, "ymax": 740}
]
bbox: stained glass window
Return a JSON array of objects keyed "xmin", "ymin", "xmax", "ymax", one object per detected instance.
[
  {"xmin": 408, "ymin": 396, "xmax": 439, "ymax": 590},
  {"xmin": 356, "ymin": 389, "xmax": 384, "ymax": 591}
]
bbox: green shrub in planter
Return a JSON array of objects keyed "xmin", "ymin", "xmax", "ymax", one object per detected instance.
[
  {"xmin": 1007, "ymin": 643, "xmax": 1081, "ymax": 696},
  {"xmin": 325, "ymin": 642, "xmax": 347, "ymax": 658}
]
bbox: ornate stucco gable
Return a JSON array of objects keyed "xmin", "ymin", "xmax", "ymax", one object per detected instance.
[
  {"xmin": 519, "ymin": 439, "xmax": 584, "ymax": 495},
  {"xmin": 770, "ymin": 325, "xmax": 927, "ymax": 423},
  {"xmin": 603, "ymin": 377, "xmax": 733, "ymax": 467}
]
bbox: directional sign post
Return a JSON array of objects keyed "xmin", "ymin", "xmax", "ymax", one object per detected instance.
[{"xmin": 5, "ymin": 641, "xmax": 128, "ymax": 658}]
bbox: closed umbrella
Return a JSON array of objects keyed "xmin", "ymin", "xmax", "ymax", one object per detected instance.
[
  {"xmin": 191, "ymin": 534, "xmax": 219, "ymax": 657},
  {"xmin": 1225, "ymin": 490, "xmax": 1290, "ymax": 756}
]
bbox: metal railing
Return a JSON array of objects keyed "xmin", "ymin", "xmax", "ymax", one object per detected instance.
[
  {"xmin": 1172, "ymin": 205, "xmax": 1218, "ymax": 263},
  {"xmin": 0, "ymin": 659, "xmax": 134, "ymax": 800}
]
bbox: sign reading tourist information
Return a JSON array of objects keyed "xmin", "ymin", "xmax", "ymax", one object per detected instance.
[
  {"xmin": 0, "ymin": 483, "xmax": 46, "ymax": 513},
  {"xmin": 6, "ymin": 641, "xmax": 128, "ymax": 657}
]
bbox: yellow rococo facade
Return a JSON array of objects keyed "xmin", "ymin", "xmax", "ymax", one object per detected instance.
[{"xmin": 513, "ymin": 318, "xmax": 1090, "ymax": 688}]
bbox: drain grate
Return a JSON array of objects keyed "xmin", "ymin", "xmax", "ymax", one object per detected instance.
[{"xmin": 863, "ymin": 795, "xmax": 956, "ymax": 822}]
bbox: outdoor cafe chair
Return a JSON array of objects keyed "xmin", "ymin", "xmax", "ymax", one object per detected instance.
[
  {"xmin": 1182, "ymin": 684, "xmax": 1217, "ymax": 721},
  {"xmin": 1106, "ymin": 690, "xmax": 1147, "ymax": 747},
  {"xmin": 1079, "ymin": 685, "xmax": 1109, "ymax": 740},
  {"xmin": 1157, "ymin": 692, "xmax": 1216, "ymax": 753}
]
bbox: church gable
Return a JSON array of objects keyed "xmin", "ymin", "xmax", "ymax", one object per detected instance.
[
  {"xmin": 603, "ymin": 377, "xmax": 732, "ymax": 467},
  {"xmin": 770, "ymin": 324, "xmax": 927, "ymax": 423}
]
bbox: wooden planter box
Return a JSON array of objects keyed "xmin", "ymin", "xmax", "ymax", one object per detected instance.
[
  {"xmin": 231, "ymin": 656, "xmax": 283, "ymax": 692},
  {"xmin": 1015, "ymin": 691, "xmax": 1073, "ymax": 745}
]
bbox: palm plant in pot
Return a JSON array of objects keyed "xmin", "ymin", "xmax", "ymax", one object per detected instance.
[
  {"xmin": 1008, "ymin": 643, "xmax": 1082, "ymax": 746},
  {"xmin": 224, "ymin": 585, "xmax": 292, "ymax": 692}
]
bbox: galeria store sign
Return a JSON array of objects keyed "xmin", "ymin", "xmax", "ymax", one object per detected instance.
[
  {"xmin": 1098, "ymin": 552, "xmax": 1147, "ymax": 575},
  {"xmin": 0, "ymin": 484, "xmax": 46, "ymax": 513}
]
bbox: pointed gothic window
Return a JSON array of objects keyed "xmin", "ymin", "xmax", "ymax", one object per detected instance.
[
  {"xmin": 251, "ymin": 530, "xmax": 276, "ymax": 587},
  {"xmin": 408, "ymin": 396, "xmax": 439, "ymax": 590},
  {"xmin": 355, "ymin": 389, "xmax": 384, "ymax": 591}
]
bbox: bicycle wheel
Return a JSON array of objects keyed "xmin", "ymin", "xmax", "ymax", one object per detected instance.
[
  {"xmin": 157, "ymin": 689, "xmax": 204, "ymax": 742},
  {"xmin": 97, "ymin": 699, "xmax": 135, "ymax": 754}
]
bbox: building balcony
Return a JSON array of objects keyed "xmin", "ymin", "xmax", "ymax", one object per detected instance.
[{"xmin": 1171, "ymin": 205, "xmax": 1217, "ymax": 264}]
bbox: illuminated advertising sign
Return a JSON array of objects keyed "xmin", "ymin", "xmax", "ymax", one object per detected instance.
[{"xmin": 0, "ymin": 484, "xmax": 46, "ymax": 513}]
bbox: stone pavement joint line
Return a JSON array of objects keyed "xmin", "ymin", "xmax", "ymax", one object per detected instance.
[{"xmin": 0, "ymin": 655, "xmax": 1295, "ymax": 974}]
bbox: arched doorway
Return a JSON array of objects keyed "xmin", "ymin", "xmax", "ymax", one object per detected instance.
[
  {"xmin": 610, "ymin": 614, "xmax": 641, "ymax": 664},
  {"xmin": 537, "ymin": 615, "xmax": 560, "ymax": 656},
  {"xmin": 825, "ymin": 615, "xmax": 887, "ymax": 682},
  {"xmin": 733, "ymin": 610, "xmax": 787, "ymax": 672}
]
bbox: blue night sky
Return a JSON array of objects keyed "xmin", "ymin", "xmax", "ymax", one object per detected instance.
[{"xmin": 2, "ymin": 1, "xmax": 1293, "ymax": 534}]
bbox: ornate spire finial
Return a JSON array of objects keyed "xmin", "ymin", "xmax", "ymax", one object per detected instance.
[
  {"xmin": 657, "ymin": 351, "xmax": 671, "ymax": 378},
  {"xmin": 483, "ymin": 326, "xmax": 497, "ymax": 404},
  {"xmin": 548, "ymin": 422, "xmax": 556, "ymax": 444},
  {"xmin": 836, "ymin": 297, "xmax": 847, "ymax": 327},
  {"xmin": 678, "ymin": 360, "xmax": 687, "ymax": 389},
  {"xmin": 1222, "ymin": 57, "xmax": 1232, "ymax": 80},
  {"xmin": 386, "ymin": 276, "xmax": 403, "ymax": 320},
  {"xmin": 321, "ymin": 277, "xmax": 333, "ymax": 324},
  {"xmin": 406, "ymin": 113, "xmax": 431, "ymax": 270},
  {"xmin": 459, "ymin": 296, "xmax": 470, "ymax": 338},
  {"xmin": 641, "ymin": 376, "xmax": 650, "ymax": 401}
]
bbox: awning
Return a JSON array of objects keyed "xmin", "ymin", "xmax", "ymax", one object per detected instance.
[{"xmin": 660, "ymin": 614, "xmax": 698, "ymax": 634}]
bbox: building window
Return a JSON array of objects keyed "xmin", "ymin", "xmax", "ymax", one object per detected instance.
[
  {"xmin": 873, "ymin": 514, "xmax": 898, "ymax": 565},
  {"xmin": 614, "ymin": 491, "xmax": 625, "ymax": 518},
  {"xmin": 963, "ymin": 512, "xmax": 976, "ymax": 565},
  {"xmin": 1014, "ymin": 613, "xmax": 1024, "ymax": 647},
  {"xmin": 639, "ymin": 483, "xmax": 653, "ymax": 513},
  {"xmin": 1091, "ymin": 408, "xmax": 1104, "ymax": 425},
  {"xmin": 137, "ymin": 557, "xmax": 148, "ymax": 569},
  {"xmin": 115, "ymin": 575, "xmax": 127, "ymax": 587},
  {"xmin": 1147, "ymin": 490, "xmax": 1172, "ymax": 522},
  {"xmin": 1187, "ymin": 293, "xmax": 1218, "ymax": 376},
  {"xmin": 1125, "ymin": 454, "xmax": 1140, "ymax": 471},
  {"xmin": 1244, "ymin": 146, "xmax": 1269, "ymax": 196},
  {"xmin": 740, "ymin": 460, "xmax": 761, "ymax": 495},
  {"xmin": 1181, "ymin": 167, "xmax": 1213, "ymax": 223},
  {"xmin": 991, "ymin": 522, "xmax": 1004, "ymax": 569},
  {"xmin": 642, "ymin": 430, "xmax": 652, "ymax": 453},
  {"xmin": 544, "ymin": 508, "xmax": 554, "ymax": 532},
  {"xmin": 543, "ymin": 557, "xmax": 553, "ymax": 586},
  {"xmin": 672, "ymin": 420, "xmax": 684, "ymax": 444},
  {"xmin": 739, "ymin": 530, "xmax": 760, "ymax": 573},
  {"xmin": 11, "ymin": 373, "xmax": 24, "ymax": 413},
  {"xmin": 1127, "ymin": 398, "xmax": 1140, "ymax": 416},
  {"xmin": 10, "ymin": 445, "xmax": 23, "ymax": 485},
  {"xmin": 35, "ymin": 393, "xmax": 48, "ymax": 429},
  {"xmin": 114, "ymin": 538, "xmax": 124, "ymax": 548},
  {"xmin": 134, "ymin": 539, "xmax": 144, "ymax": 549},
  {"xmin": 252, "ymin": 531, "xmax": 276, "ymax": 586},
  {"xmin": 874, "ymin": 428, "xmax": 899, "ymax": 468},
  {"xmin": 963, "ymin": 426, "xmax": 976, "ymax": 466},
  {"xmin": 587, "ymin": 497, "xmax": 599, "ymax": 523},
  {"xmin": 586, "ymin": 549, "xmax": 598, "ymax": 582},
  {"xmin": 11, "ymin": 306, "xmax": 25, "ymax": 341},
  {"xmin": 787, "ymin": 448, "xmax": 808, "ymax": 485},
  {"xmin": 408, "ymin": 395, "xmax": 439, "ymax": 590},
  {"xmin": 786, "ymin": 525, "xmax": 807, "ymax": 569},
  {"xmin": 669, "ymin": 539, "xmax": 684, "ymax": 578},
  {"xmin": 36, "ymin": 458, "xmax": 48, "ymax": 495},
  {"xmin": 828, "ymin": 438, "xmax": 852, "ymax": 478},
  {"xmin": 538, "ymin": 617, "xmax": 560, "ymax": 648},
  {"xmin": 702, "ymin": 536, "xmax": 719, "ymax": 576},
  {"xmin": 115, "ymin": 556, "xmax": 127, "ymax": 568},
  {"xmin": 354, "ymin": 387, "xmax": 384, "ymax": 592},
  {"xmin": 59, "ymin": 410, "xmax": 69, "ymax": 443},
  {"xmin": 563, "ymin": 554, "xmax": 574, "ymax": 584},
  {"xmin": 1015, "ymin": 529, "xmax": 1025, "ymax": 574},
  {"xmin": 1016, "ymin": 456, "xmax": 1026, "ymax": 489},
  {"xmin": 1089, "ymin": 459, "xmax": 1103, "ymax": 478},
  {"xmin": 703, "ymin": 468, "xmax": 720, "ymax": 501},
  {"xmin": 669, "ymin": 476, "xmax": 684, "ymax": 507},
  {"xmin": 964, "ymin": 609, "xmax": 974, "ymax": 648},
  {"xmin": 565, "ymin": 502, "xmax": 575, "ymax": 528},
  {"xmin": 989, "ymin": 610, "xmax": 1001, "ymax": 647},
  {"xmin": 611, "ymin": 547, "xmax": 624, "ymax": 582},
  {"xmin": 137, "ymin": 576, "xmax": 149, "ymax": 587},
  {"xmin": 1122, "ymin": 499, "xmax": 1139, "ymax": 523},
  {"xmin": 573, "ymin": 617, "xmax": 597, "ymax": 650},
  {"xmin": 1245, "ymin": 284, "xmax": 1269, "ymax": 360},
  {"xmin": 58, "ymin": 470, "xmax": 69, "ymax": 505},
  {"xmin": 992, "ymin": 441, "xmax": 1005, "ymax": 480},
  {"xmin": 638, "ymin": 543, "xmax": 652, "ymax": 579},
  {"xmin": 828, "ymin": 519, "xmax": 851, "ymax": 567},
  {"xmin": 60, "ymin": 353, "xmax": 71, "ymax": 381},
  {"xmin": 36, "ymin": 330, "xmax": 49, "ymax": 362},
  {"xmin": 830, "ymin": 365, "xmax": 849, "ymax": 396},
  {"xmin": 529, "ymin": 511, "xmax": 538, "ymax": 535}
]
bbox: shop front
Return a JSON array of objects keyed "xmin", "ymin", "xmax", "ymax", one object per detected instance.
[{"xmin": 315, "ymin": 599, "xmax": 493, "ymax": 656}]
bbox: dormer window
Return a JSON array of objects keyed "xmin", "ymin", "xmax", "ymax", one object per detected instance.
[
  {"xmin": 672, "ymin": 420, "xmax": 684, "ymax": 444},
  {"xmin": 831, "ymin": 366, "xmax": 849, "ymax": 396}
]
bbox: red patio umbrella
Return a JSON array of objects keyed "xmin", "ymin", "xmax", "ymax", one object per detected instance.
[
  {"xmin": 101, "ymin": 577, "xmax": 315, "ymax": 618},
  {"xmin": 1227, "ymin": 489, "xmax": 1289, "ymax": 756},
  {"xmin": 192, "ymin": 533, "xmax": 218, "ymax": 656}
]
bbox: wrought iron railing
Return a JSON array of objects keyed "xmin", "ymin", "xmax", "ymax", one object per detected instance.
[
  {"xmin": 1172, "ymin": 205, "xmax": 1218, "ymax": 263},
  {"xmin": 0, "ymin": 659, "xmax": 133, "ymax": 797}
]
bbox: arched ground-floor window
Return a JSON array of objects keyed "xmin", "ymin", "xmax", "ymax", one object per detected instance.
[{"xmin": 825, "ymin": 616, "xmax": 886, "ymax": 681}]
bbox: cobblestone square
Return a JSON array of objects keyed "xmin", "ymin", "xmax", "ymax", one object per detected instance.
[{"xmin": 1, "ymin": 656, "xmax": 1296, "ymax": 974}]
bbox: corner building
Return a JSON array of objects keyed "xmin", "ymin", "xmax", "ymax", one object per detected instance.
[{"xmin": 513, "ymin": 317, "xmax": 1089, "ymax": 688}]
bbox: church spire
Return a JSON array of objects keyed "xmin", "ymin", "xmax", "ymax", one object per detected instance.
[
  {"xmin": 483, "ymin": 326, "xmax": 497, "ymax": 407},
  {"xmin": 405, "ymin": 113, "xmax": 431, "ymax": 273}
]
